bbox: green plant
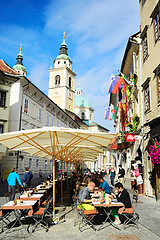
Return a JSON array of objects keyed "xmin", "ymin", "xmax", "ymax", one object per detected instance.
[
  {"xmin": 126, "ymin": 86, "xmax": 131, "ymax": 98},
  {"xmin": 131, "ymin": 73, "xmax": 137, "ymax": 85},
  {"xmin": 126, "ymin": 122, "xmax": 133, "ymax": 132},
  {"xmin": 132, "ymin": 114, "xmax": 140, "ymax": 131}
]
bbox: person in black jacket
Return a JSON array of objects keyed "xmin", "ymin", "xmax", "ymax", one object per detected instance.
[
  {"xmin": 118, "ymin": 164, "xmax": 125, "ymax": 185},
  {"xmin": 111, "ymin": 182, "xmax": 132, "ymax": 225}
]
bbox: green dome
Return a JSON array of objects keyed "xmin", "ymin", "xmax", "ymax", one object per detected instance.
[
  {"xmin": 56, "ymin": 54, "xmax": 70, "ymax": 60},
  {"xmin": 13, "ymin": 64, "xmax": 25, "ymax": 71},
  {"xmin": 75, "ymin": 95, "xmax": 93, "ymax": 109}
]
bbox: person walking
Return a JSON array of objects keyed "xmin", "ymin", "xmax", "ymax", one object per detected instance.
[
  {"xmin": 118, "ymin": 164, "xmax": 125, "ymax": 185},
  {"xmin": 7, "ymin": 168, "xmax": 23, "ymax": 200},
  {"xmin": 23, "ymin": 167, "xmax": 33, "ymax": 189},
  {"xmin": 110, "ymin": 167, "xmax": 116, "ymax": 186}
]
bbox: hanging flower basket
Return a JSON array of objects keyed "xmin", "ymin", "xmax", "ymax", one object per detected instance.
[{"xmin": 148, "ymin": 141, "xmax": 160, "ymax": 164}]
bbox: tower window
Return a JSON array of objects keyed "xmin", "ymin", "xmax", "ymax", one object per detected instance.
[
  {"xmin": 81, "ymin": 112, "xmax": 85, "ymax": 120},
  {"xmin": 55, "ymin": 75, "xmax": 60, "ymax": 87},
  {"xmin": 58, "ymin": 61, "xmax": 60, "ymax": 64},
  {"xmin": 69, "ymin": 77, "xmax": 72, "ymax": 88},
  {"xmin": 0, "ymin": 91, "xmax": 6, "ymax": 107},
  {"xmin": 64, "ymin": 61, "xmax": 66, "ymax": 64}
]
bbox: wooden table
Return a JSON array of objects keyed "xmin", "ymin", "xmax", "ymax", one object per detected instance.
[
  {"xmin": 20, "ymin": 194, "xmax": 44, "ymax": 206},
  {"xmin": 92, "ymin": 201, "xmax": 124, "ymax": 230},
  {"xmin": 0, "ymin": 200, "xmax": 38, "ymax": 233}
]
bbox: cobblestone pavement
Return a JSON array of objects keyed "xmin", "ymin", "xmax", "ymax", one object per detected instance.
[{"xmin": 0, "ymin": 177, "xmax": 160, "ymax": 240}]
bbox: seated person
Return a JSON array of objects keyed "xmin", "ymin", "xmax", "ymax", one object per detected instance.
[
  {"xmin": 111, "ymin": 182, "xmax": 132, "ymax": 225},
  {"xmin": 98, "ymin": 176, "xmax": 110, "ymax": 194},
  {"xmin": 77, "ymin": 181, "xmax": 95, "ymax": 210}
]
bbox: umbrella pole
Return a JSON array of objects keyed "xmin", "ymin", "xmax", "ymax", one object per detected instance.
[
  {"xmin": 61, "ymin": 161, "xmax": 63, "ymax": 202},
  {"xmin": 66, "ymin": 162, "xmax": 68, "ymax": 192},
  {"xmin": 53, "ymin": 158, "xmax": 55, "ymax": 218}
]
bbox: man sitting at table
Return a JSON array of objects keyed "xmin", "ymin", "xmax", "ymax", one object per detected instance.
[
  {"xmin": 77, "ymin": 181, "xmax": 95, "ymax": 210},
  {"xmin": 98, "ymin": 176, "xmax": 110, "ymax": 194},
  {"xmin": 111, "ymin": 182, "xmax": 132, "ymax": 225}
]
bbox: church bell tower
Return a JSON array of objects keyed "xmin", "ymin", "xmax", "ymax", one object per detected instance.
[{"xmin": 48, "ymin": 32, "xmax": 76, "ymax": 112}]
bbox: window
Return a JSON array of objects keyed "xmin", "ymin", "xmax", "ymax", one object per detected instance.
[
  {"xmin": 157, "ymin": 74, "xmax": 160, "ymax": 102},
  {"xmin": 36, "ymin": 159, "xmax": 39, "ymax": 168},
  {"xmin": 29, "ymin": 158, "xmax": 32, "ymax": 169},
  {"xmin": 31, "ymin": 102, "xmax": 36, "ymax": 118},
  {"xmin": 142, "ymin": 33, "xmax": 148, "ymax": 62},
  {"xmin": 46, "ymin": 112, "xmax": 49, "ymax": 126},
  {"xmin": 38, "ymin": 107, "xmax": 42, "ymax": 121},
  {"xmin": 51, "ymin": 116, "xmax": 54, "ymax": 126},
  {"xmin": 0, "ymin": 125, "xmax": 3, "ymax": 133},
  {"xmin": 58, "ymin": 61, "xmax": 60, "ymax": 64},
  {"xmin": 45, "ymin": 160, "xmax": 47, "ymax": 170},
  {"xmin": 57, "ymin": 119, "xmax": 59, "ymax": 127},
  {"xmin": 153, "ymin": 11, "xmax": 160, "ymax": 42},
  {"xmin": 24, "ymin": 98, "xmax": 29, "ymax": 113},
  {"xmin": 69, "ymin": 77, "xmax": 72, "ymax": 88},
  {"xmin": 144, "ymin": 84, "xmax": 150, "ymax": 112},
  {"xmin": 55, "ymin": 75, "xmax": 60, "ymax": 86},
  {"xmin": 0, "ymin": 91, "xmax": 6, "ymax": 107},
  {"xmin": 64, "ymin": 61, "xmax": 66, "ymax": 64},
  {"xmin": 81, "ymin": 112, "xmax": 85, "ymax": 120}
]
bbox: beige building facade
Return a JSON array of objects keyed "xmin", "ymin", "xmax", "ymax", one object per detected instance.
[{"xmin": 139, "ymin": 0, "xmax": 160, "ymax": 200}]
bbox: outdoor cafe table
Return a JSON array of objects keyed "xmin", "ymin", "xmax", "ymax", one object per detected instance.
[
  {"xmin": 92, "ymin": 201, "xmax": 124, "ymax": 231},
  {"xmin": 33, "ymin": 189, "xmax": 47, "ymax": 194},
  {"xmin": 36, "ymin": 183, "xmax": 53, "ymax": 191},
  {"xmin": 20, "ymin": 194, "xmax": 44, "ymax": 206},
  {"xmin": 0, "ymin": 200, "xmax": 38, "ymax": 233}
]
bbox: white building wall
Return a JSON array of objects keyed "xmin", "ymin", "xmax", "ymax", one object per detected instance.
[{"xmin": 9, "ymin": 81, "xmax": 23, "ymax": 132}]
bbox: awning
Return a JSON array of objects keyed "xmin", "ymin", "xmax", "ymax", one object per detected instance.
[{"xmin": 0, "ymin": 127, "xmax": 116, "ymax": 163}]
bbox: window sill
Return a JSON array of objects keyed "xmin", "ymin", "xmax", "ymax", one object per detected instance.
[{"xmin": 0, "ymin": 106, "xmax": 7, "ymax": 109}]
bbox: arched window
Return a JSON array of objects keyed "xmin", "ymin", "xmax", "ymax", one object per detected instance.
[
  {"xmin": 55, "ymin": 75, "xmax": 60, "ymax": 86},
  {"xmin": 81, "ymin": 112, "xmax": 85, "ymax": 120},
  {"xmin": 69, "ymin": 77, "xmax": 72, "ymax": 88}
]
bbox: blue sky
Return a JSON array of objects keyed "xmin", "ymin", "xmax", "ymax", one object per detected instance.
[{"xmin": 0, "ymin": 0, "xmax": 140, "ymax": 132}]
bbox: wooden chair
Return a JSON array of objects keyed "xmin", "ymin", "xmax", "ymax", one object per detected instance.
[
  {"xmin": 120, "ymin": 206, "xmax": 139, "ymax": 229},
  {"xmin": 75, "ymin": 199, "xmax": 98, "ymax": 232},
  {"xmin": 31, "ymin": 202, "xmax": 50, "ymax": 232}
]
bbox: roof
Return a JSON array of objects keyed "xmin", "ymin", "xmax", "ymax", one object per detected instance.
[
  {"xmin": 13, "ymin": 63, "xmax": 25, "ymax": 71},
  {"xmin": 0, "ymin": 59, "xmax": 20, "ymax": 75},
  {"xmin": 56, "ymin": 54, "xmax": 70, "ymax": 60},
  {"xmin": 75, "ymin": 95, "xmax": 94, "ymax": 109}
]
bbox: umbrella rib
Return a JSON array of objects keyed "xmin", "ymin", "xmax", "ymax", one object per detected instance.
[
  {"xmin": 21, "ymin": 133, "xmax": 52, "ymax": 156},
  {"xmin": 66, "ymin": 132, "xmax": 108, "ymax": 148},
  {"xmin": 55, "ymin": 134, "xmax": 90, "ymax": 158}
]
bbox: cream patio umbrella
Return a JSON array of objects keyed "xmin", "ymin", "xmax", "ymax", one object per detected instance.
[{"xmin": 0, "ymin": 126, "xmax": 116, "ymax": 217}]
